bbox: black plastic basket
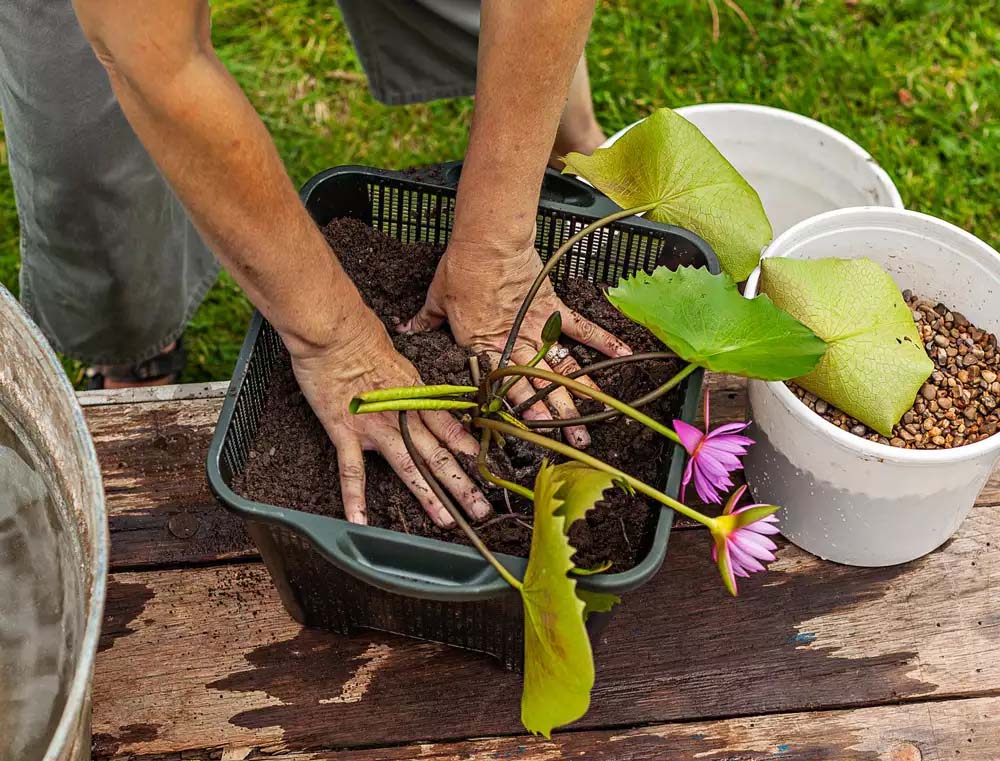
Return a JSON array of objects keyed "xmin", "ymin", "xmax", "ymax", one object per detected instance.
[{"xmin": 207, "ymin": 165, "xmax": 718, "ymax": 670}]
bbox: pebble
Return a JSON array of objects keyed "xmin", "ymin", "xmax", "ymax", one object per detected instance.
[{"xmin": 788, "ymin": 291, "xmax": 1000, "ymax": 450}]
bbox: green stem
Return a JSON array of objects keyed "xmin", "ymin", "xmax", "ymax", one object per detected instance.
[
  {"xmin": 512, "ymin": 351, "xmax": 677, "ymax": 413},
  {"xmin": 496, "ymin": 340, "xmax": 554, "ymax": 401},
  {"xmin": 476, "ymin": 418, "xmax": 717, "ymax": 531},
  {"xmin": 495, "ymin": 201, "xmax": 658, "ymax": 375},
  {"xmin": 490, "ymin": 365, "xmax": 682, "ymax": 445},
  {"xmin": 397, "ymin": 413, "xmax": 523, "ymax": 590},
  {"xmin": 353, "ymin": 399, "xmax": 477, "ymax": 415},
  {"xmin": 523, "ymin": 363, "xmax": 698, "ymax": 430},
  {"xmin": 476, "ymin": 427, "xmax": 535, "ymax": 501}
]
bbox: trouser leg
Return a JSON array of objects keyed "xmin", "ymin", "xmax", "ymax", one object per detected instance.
[{"xmin": 0, "ymin": 0, "xmax": 218, "ymax": 365}]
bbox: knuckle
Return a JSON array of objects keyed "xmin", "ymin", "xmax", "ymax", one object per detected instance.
[
  {"xmin": 576, "ymin": 320, "xmax": 597, "ymax": 343},
  {"xmin": 340, "ymin": 463, "xmax": 365, "ymax": 483},
  {"xmin": 428, "ymin": 446, "xmax": 452, "ymax": 470}
]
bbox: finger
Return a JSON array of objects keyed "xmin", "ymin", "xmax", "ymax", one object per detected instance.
[
  {"xmin": 546, "ymin": 348, "xmax": 600, "ymax": 395},
  {"xmin": 489, "ymin": 350, "xmax": 551, "ymax": 423},
  {"xmin": 377, "ymin": 429, "xmax": 453, "ymax": 529},
  {"xmin": 421, "ymin": 410, "xmax": 479, "ymax": 459},
  {"xmin": 532, "ymin": 358, "xmax": 590, "ymax": 449},
  {"xmin": 410, "ymin": 416, "xmax": 492, "ymax": 521},
  {"xmin": 563, "ymin": 309, "xmax": 632, "ymax": 357},
  {"xmin": 331, "ymin": 432, "xmax": 368, "ymax": 525},
  {"xmin": 398, "ymin": 300, "xmax": 445, "ymax": 334}
]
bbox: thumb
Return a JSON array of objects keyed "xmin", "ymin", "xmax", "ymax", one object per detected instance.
[
  {"xmin": 399, "ymin": 264, "xmax": 448, "ymax": 333},
  {"xmin": 398, "ymin": 296, "xmax": 446, "ymax": 333}
]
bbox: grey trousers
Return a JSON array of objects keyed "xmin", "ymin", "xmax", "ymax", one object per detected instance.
[
  {"xmin": 0, "ymin": 0, "xmax": 478, "ymax": 365},
  {"xmin": 0, "ymin": 1, "xmax": 218, "ymax": 365}
]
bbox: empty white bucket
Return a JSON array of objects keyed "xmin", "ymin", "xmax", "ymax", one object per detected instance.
[
  {"xmin": 743, "ymin": 207, "xmax": 1000, "ymax": 566},
  {"xmin": 602, "ymin": 103, "xmax": 905, "ymax": 235}
]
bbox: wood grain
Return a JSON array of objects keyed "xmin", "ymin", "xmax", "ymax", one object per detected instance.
[
  {"xmin": 92, "ymin": 504, "xmax": 1000, "ymax": 758},
  {"xmin": 84, "ymin": 397, "xmax": 252, "ymax": 568},
  {"xmin": 145, "ymin": 696, "xmax": 996, "ymax": 761}
]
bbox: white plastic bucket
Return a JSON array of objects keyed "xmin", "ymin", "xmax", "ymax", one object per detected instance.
[
  {"xmin": 602, "ymin": 103, "xmax": 904, "ymax": 235},
  {"xmin": 743, "ymin": 207, "xmax": 1000, "ymax": 566}
]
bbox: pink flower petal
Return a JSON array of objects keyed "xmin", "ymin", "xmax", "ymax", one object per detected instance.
[
  {"xmin": 727, "ymin": 540, "xmax": 766, "ymax": 573},
  {"xmin": 709, "ymin": 422, "xmax": 752, "ymax": 437},
  {"xmin": 674, "ymin": 418, "xmax": 704, "ymax": 454},
  {"xmin": 735, "ymin": 529, "xmax": 778, "ymax": 553},
  {"xmin": 702, "ymin": 437, "xmax": 753, "ymax": 457},
  {"xmin": 680, "ymin": 457, "xmax": 695, "ymax": 503},
  {"xmin": 732, "ymin": 533, "xmax": 776, "ymax": 562},
  {"xmin": 747, "ymin": 521, "xmax": 781, "ymax": 536}
]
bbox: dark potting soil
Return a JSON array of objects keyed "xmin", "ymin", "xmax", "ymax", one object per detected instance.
[
  {"xmin": 789, "ymin": 291, "xmax": 999, "ymax": 449},
  {"xmin": 234, "ymin": 218, "xmax": 685, "ymax": 570}
]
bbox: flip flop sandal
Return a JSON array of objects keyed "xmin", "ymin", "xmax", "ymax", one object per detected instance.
[{"xmin": 84, "ymin": 336, "xmax": 188, "ymax": 390}]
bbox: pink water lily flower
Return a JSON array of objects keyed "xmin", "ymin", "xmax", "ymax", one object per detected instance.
[
  {"xmin": 674, "ymin": 389, "xmax": 754, "ymax": 504},
  {"xmin": 711, "ymin": 485, "xmax": 780, "ymax": 596}
]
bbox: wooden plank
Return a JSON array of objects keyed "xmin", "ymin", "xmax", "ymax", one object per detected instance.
[
  {"xmin": 88, "ymin": 375, "xmax": 1000, "ymax": 568},
  {"xmin": 92, "ymin": 504, "xmax": 1000, "ymax": 758},
  {"xmin": 145, "ymin": 696, "xmax": 998, "ymax": 761},
  {"xmin": 84, "ymin": 398, "xmax": 252, "ymax": 568},
  {"xmin": 77, "ymin": 381, "xmax": 229, "ymax": 407}
]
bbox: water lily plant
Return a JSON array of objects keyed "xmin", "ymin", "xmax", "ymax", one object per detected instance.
[{"xmin": 349, "ymin": 108, "xmax": 830, "ymax": 737}]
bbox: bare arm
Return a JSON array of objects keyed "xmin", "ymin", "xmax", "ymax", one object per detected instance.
[
  {"xmin": 71, "ymin": 0, "xmax": 362, "ymax": 357},
  {"xmin": 71, "ymin": 0, "xmax": 490, "ymax": 525},
  {"xmin": 453, "ymin": 0, "xmax": 598, "ymax": 249},
  {"xmin": 404, "ymin": 0, "xmax": 630, "ymax": 449}
]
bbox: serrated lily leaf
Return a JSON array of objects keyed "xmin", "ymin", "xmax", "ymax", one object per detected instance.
[
  {"xmin": 577, "ymin": 588, "xmax": 621, "ymax": 620},
  {"xmin": 607, "ymin": 265, "xmax": 827, "ymax": 380},
  {"xmin": 561, "ymin": 108, "xmax": 772, "ymax": 280},
  {"xmin": 760, "ymin": 257, "xmax": 934, "ymax": 436},
  {"xmin": 551, "ymin": 462, "xmax": 616, "ymax": 525},
  {"xmin": 520, "ymin": 461, "xmax": 619, "ymax": 738}
]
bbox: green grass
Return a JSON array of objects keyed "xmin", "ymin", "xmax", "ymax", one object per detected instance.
[{"xmin": 0, "ymin": 0, "xmax": 996, "ymax": 383}]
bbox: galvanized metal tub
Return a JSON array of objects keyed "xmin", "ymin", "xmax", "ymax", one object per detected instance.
[{"xmin": 0, "ymin": 283, "xmax": 107, "ymax": 761}]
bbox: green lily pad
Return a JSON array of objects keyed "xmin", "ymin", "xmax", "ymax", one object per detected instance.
[
  {"xmin": 561, "ymin": 108, "xmax": 772, "ymax": 280},
  {"xmin": 760, "ymin": 257, "xmax": 934, "ymax": 436},
  {"xmin": 521, "ymin": 462, "xmax": 619, "ymax": 738},
  {"xmin": 607, "ymin": 265, "xmax": 827, "ymax": 380}
]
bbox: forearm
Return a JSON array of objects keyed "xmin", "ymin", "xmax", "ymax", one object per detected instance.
[
  {"xmin": 452, "ymin": 0, "xmax": 597, "ymax": 250},
  {"xmin": 72, "ymin": 1, "xmax": 372, "ymax": 356}
]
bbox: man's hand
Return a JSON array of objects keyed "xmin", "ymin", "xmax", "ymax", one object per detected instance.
[
  {"xmin": 400, "ymin": 241, "xmax": 632, "ymax": 449},
  {"xmin": 291, "ymin": 312, "xmax": 491, "ymax": 528}
]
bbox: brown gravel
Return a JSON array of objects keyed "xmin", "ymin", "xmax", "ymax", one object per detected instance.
[{"xmin": 789, "ymin": 291, "xmax": 999, "ymax": 449}]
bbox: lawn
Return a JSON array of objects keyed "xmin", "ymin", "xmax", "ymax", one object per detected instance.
[{"xmin": 0, "ymin": 0, "xmax": 996, "ymax": 384}]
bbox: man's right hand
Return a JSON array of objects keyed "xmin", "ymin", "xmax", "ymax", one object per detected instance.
[{"xmin": 287, "ymin": 311, "xmax": 492, "ymax": 529}]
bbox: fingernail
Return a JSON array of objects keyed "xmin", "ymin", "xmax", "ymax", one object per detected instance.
[
  {"xmin": 437, "ymin": 508, "xmax": 456, "ymax": 528},
  {"xmin": 569, "ymin": 427, "xmax": 591, "ymax": 449},
  {"xmin": 349, "ymin": 513, "xmax": 367, "ymax": 525},
  {"xmin": 617, "ymin": 344, "xmax": 634, "ymax": 357},
  {"xmin": 473, "ymin": 498, "xmax": 492, "ymax": 521}
]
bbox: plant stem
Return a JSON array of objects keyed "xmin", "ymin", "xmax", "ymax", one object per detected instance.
[
  {"xmin": 496, "ymin": 340, "xmax": 554, "ymax": 401},
  {"xmin": 476, "ymin": 427, "xmax": 535, "ymax": 501},
  {"xmin": 496, "ymin": 202, "xmax": 658, "ymax": 375},
  {"xmin": 490, "ymin": 365, "xmax": 682, "ymax": 445},
  {"xmin": 512, "ymin": 351, "xmax": 677, "ymax": 412},
  {"xmin": 397, "ymin": 413, "xmax": 523, "ymax": 590},
  {"xmin": 523, "ymin": 363, "xmax": 698, "ymax": 430},
  {"xmin": 476, "ymin": 417, "xmax": 717, "ymax": 531}
]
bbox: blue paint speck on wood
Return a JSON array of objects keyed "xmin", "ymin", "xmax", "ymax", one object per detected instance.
[
  {"xmin": 777, "ymin": 744, "xmax": 791, "ymax": 753},
  {"xmin": 792, "ymin": 632, "xmax": 817, "ymax": 644},
  {"xmin": 691, "ymin": 733, "xmax": 706, "ymax": 740}
]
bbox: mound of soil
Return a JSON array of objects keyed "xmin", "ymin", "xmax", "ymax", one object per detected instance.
[{"xmin": 234, "ymin": 218, "xmax": 687, "ymax": 571}]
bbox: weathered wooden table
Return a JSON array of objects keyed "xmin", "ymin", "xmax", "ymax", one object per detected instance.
[{"xmin": 82, "ymin": 375, "xmax": 1000, "ymax": 761}]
